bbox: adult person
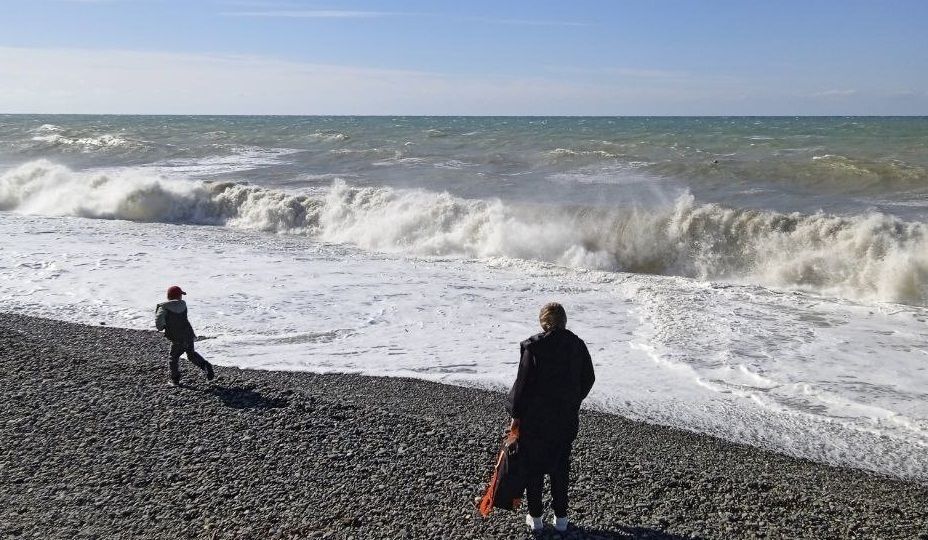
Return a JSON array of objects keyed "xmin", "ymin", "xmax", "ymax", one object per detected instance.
[{"xmin": 507, "ymin": 302, "xmax": 595, "ymax": 533}]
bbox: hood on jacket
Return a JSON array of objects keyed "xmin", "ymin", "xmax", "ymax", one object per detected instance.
[{"xmin": 159, "ymin": 299, "xmax": 187, "ymax": 314}]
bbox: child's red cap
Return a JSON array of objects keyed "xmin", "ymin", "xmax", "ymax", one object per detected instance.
[{"xmin": 167, "ymin": 286, "xmax": 186, "ymax": 300}]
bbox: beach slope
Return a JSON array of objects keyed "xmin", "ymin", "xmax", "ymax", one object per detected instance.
[{"xmin": 1, "ymin": 313, "xmax": 926, "ymax": 539}]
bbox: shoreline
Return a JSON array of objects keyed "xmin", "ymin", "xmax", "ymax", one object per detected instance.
[{"xmin": 2, "ymin": 313, "xmax": 927, "ymax": 539}]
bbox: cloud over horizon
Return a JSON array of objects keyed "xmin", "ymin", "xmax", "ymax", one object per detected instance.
[{"xmin": 0, "ymin": 46, "xmax": 924, "ymax": 115}]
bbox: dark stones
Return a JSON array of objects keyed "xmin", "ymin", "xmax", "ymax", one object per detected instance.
[{"xmin": 1, "ymin": 312, "xmax": 927, "ymax": 539}]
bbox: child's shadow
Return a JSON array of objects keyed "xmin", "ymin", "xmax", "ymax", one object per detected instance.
[{"xmin": 209, "ymin": 385, "xmax": 289, "ymax": 410}]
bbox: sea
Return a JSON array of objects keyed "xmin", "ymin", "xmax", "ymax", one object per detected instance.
[{"xmin": 1, "ymin": 115, "xmax": 927, "ymax": 480}]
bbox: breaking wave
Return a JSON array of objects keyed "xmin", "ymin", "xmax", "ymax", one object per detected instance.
[
  {"xmin": 2, "ymin": 160, "xmax": 927, "ymax": 306},
  {"xmin": 548, "ymin": 147, "xmax": 622, "ymax": 161},
  {"xmin": 309, "ymin": 131, "xmax": 351, "ymax": 142},
  {"xmin": 28, "ymin": 124, "xmax": 144, "ymax": 152}
]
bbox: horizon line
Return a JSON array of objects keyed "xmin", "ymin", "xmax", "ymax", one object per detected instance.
[{"xmin": 2, "ymin": 113, "xmax": 927, "ymax": 118}]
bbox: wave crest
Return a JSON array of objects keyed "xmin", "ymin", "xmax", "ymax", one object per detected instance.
[
  {"xmin": 2, "ymin": 160, "xmax": 926, "ymax": 306},
  {"xmin": 28, "ymin": 124, "xmax": 143, "ymax": 152}
]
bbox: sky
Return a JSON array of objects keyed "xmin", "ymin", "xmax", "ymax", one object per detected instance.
[{"xmin": 0, "ymin": 0, "xmax": 926, "ymax": 115}]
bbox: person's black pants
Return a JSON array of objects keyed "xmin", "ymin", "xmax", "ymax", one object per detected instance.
[
  {"xmin": 168, "ymin": 340, "xmax": 211, "ymax": 383},
  {"xmin": 524, "ymin": 439, "xmax": 572, "ymax": 518}
]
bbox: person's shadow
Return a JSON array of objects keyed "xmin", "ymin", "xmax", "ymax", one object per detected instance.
[
  {"xmin": 531, "ymin": 525, "xmax": 695, "ymax": 539},
  {"xmin": 208, "ymin": 385, "xmax": 289, "ymax": 410},
  {"xmin": 603, "ymin": 525, "xmax": 694, "ymax": 539}
]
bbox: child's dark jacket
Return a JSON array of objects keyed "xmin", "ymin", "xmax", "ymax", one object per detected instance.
[{"xmin": 155, "ymin": 299, "xmax": 196, "ymax": 343}]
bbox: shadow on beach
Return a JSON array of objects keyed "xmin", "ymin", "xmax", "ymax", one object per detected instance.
[
  {"xmin": 608, "ymin": 525, "xmax": 694, "ymax": 539},
  {"xmin": 208, "ymin": 385, "xmax": 289, "ymax": 410},
  {"xmin": 528, "ymin": 525, "xmax": 693, "ymax": 539}
]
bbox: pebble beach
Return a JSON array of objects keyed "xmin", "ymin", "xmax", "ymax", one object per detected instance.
[{"xmin": 2, "ymin": 313, "xmax": 927, "ymax": 539}]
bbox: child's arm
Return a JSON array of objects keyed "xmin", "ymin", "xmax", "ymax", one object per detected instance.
[{"xmin": 155, "ymin": 304, "xmax": 167, "ymax": 331}]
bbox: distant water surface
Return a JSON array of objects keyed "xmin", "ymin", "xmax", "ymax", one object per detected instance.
[{"xmin": 2, "ymin": 115, "xmax": 926, "ymax": 216}]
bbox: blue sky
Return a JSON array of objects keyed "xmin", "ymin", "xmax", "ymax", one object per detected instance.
[{"xmin": 1, "ymin": 0, "xmax": 926, "ymax": 115}]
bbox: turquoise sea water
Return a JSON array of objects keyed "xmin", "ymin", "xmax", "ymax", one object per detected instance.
[{"xmin": 2, "ymin": 115, "xmax": 926, "ymax": 216}]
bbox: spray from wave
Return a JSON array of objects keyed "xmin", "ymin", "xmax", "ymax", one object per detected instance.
[{"xmin": 2, "ymin": 160, "xmax": 927, "ymax": 306}]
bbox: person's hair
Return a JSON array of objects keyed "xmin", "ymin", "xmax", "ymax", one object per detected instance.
[{"xmin": 539, "ymin": 302, "xmax": 567, "ymax": 332}]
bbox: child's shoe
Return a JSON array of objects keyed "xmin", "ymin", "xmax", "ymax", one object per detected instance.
[
  {"xmin": 553, "ymin": 516, "xmax": 569, "ymax": 532},
  {"xmin": 525, "ymin": 514, "xmax": 543, "ymax": 532},
  {"xmin": 205, "ymin": 365, "xmax": 215, "ymax": 381}
]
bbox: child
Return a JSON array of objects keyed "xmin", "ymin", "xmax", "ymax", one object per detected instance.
[{"xmin": 155, "ymin": 285, "xmax": 215, "ymax": 386}]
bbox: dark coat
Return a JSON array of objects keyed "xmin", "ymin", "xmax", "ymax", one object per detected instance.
[
  {"xmin": 506, "ymin": 328, "xmax": 595, "ymax": 444},
  {"xmin": 155, "ymin": 300, "xmax": 196, "ymax": 343}
]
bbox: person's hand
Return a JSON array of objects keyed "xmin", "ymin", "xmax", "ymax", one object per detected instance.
[{"xmin": 506, "ymin": 418, "xmax": 520, "ymax": 442}]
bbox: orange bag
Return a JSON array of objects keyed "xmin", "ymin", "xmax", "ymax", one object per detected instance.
[{"xmin": 478, "ymin": 426, "xmax": 523, "ymax": 517}]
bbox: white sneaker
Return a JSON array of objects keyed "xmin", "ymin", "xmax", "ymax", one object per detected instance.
[
  {"xmin": 525, "ymin": 514, "xmax": 543, "ymax": 532},
  {"xmin": 553, "ymin": 516, "xmax": 569, "ymax": 532}
]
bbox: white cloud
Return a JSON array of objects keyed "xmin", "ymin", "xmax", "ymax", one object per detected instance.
[
  {"xmin": 887, "ymin": 89, "xmax": 921, "ymax": 98},
  {"xmin": 221, "ymin": 10, "xmax": 590, "ymax": 26},
  {"xmin": 1, "ymin": 47, "xmax": 921, "ymax": 115},
  {"xmin": 0, "ymin": 47, "xmax": 633, "ymax": 115},
  {"xmin": 457, "ymin": 16, "xmax": 590, "ymax": 27},
  {"xmin": 612, "ymin": 68, "xmax": 689, "ymax": 79},
  {"xmin": 222, "ymin": 10, "xmax": 393, "ymax": 18},
  {"xmin": 811, "ymin": 89, "xmax": 858, "ymax": 98},
  {"xmin": 215, "ymin": 0, "xmax": 300, "ymax": 6},
  {"xmin": 548, "ymin": 66, "xmax": 692, "ymax": 79}
]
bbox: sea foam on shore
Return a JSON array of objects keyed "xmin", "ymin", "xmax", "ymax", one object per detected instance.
[{"xmin": 2, "ymin": 210, "xmax": 928, "ymax": 482}]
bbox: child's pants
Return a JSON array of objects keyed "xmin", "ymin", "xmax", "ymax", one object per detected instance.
[{"xmin": 168, "ymin": 340, "xmax": 211, "ymax": 384}]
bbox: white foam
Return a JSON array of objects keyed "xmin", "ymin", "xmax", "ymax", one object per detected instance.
[
  {"xmin": 31, "ymin": 133, "xmax": 137, "ymax": 150},
  {"xmin": 109, "ymin": 147, "xmax": 299, "ymax": 179},
  {"xmin": 309, "ymin": 131, "xmax": 350, "ymax": 142},
  {"xmin": 1, "ymin": 160, "xmax": 927, "ymax": 307},
  {"xmin": 547, "ymin": 162, "xmax": 657, "ymax": 186},
  {"xmin": 548, "ymin": 148, "xmax": 621, "ymax": 160},
  {"xmin": 28, "ymin": 124, "xmax": 141, "ymax": 151},
  {"xmin": 2, "ymin": 212, "xmax": 927, "ymax": 480}
]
